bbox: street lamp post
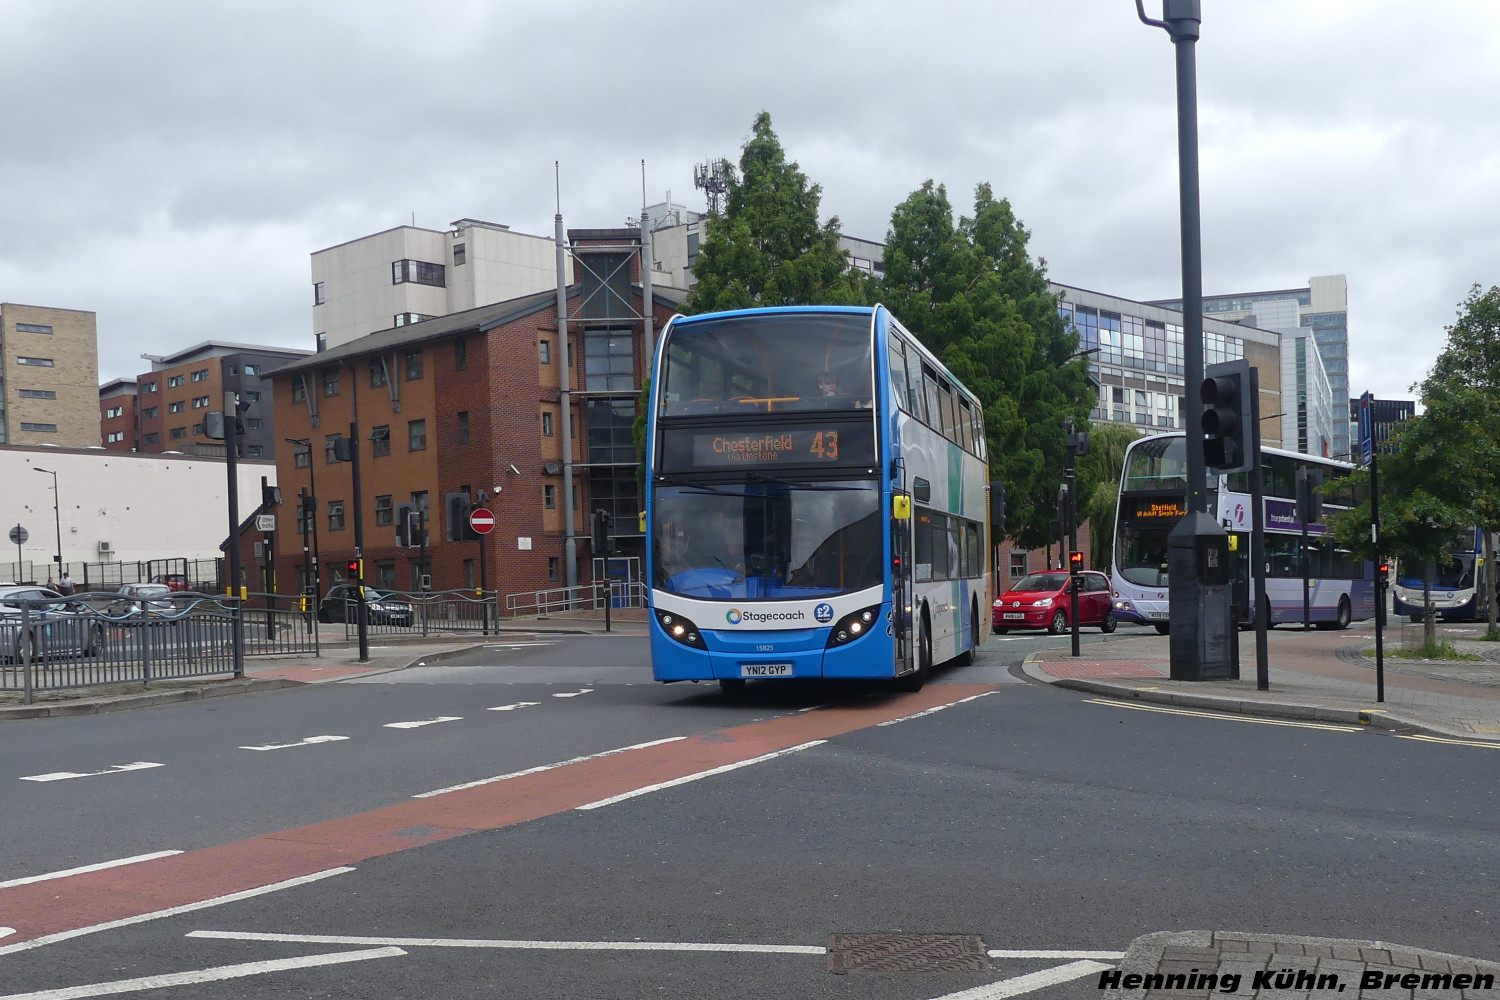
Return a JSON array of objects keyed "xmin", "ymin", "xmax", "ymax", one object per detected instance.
[{"xmin": 31, "ymin": 468, "xmax": 63, "ymax": 578}]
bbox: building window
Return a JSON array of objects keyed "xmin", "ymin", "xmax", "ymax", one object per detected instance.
[
  {"xmin": 15, "ymin": 323, "xmax": 52, "ymax": 334},
  {"xmin": 192, "ymin": 395, "xmax": 210, "ymax": 408},
  {"xmin": 20, "ymin": 422, "xmax": 57, "ymax": 433},
  {"xmin": 394, "ymin": 312, "xmax": 436, "ymax": 327},
  {"xmin": 544, "ymin": 484, "xmax": 556, "ymax": 509},
  {"xmin": 142, "ymin": 406, "xmax": 158, "ymax": 418},
  {"xmin": 291, "ymin": 379, "xmax": 306, "ymax": 403},
  {"xmin": 245, "ymin": 364, "xmax": 259, "ymax": 376},
  {"xmin": 583, "ymin": 329, "xmax": 634, "ymax": 391},
  {"xmin": 376, "ymin": 561, "xmax": 397, "ymax": 591},
  {"xmin": 548, "ymin": 557, "xmax": 560, "ymax": 582},
  {"xmin": 243, "ymin": 390, "xmax": 260, "ymax": 403},
  {"xmin": 316, "ymin": 333, "xmax": 327, "ymax": 353},
  {"xmin": 191, "ymin": 423, "xmax": 203, "ymax": 435},
  {"xmin": 456, "ymin": 411, "xmax": 470, "ymax": 445},
  {"xmin": 453, "ymin": 243, "xmax": 466, "ymax": 267},
  {"xmin": 246, "ymin": 445, "xmax": 264, "ymax": 456},
  {"xmin": 191, "ymin": 369, "xmax": 210, "ymax": 382},
  {"xmin": 369, "ymin": 359, "xmax": 388, "ymax": 388},
  {"xmin": 294, "ymin": 446, "xmax": 310, "ymax": 469},
  {"xmin": 313, "ymin": 281, "xmax": 325, "ymax": 305},
  {"xmin": 374, "ymin": 495, "xmax": 393, "ymax": 527},
  {"xmin": 246, "ymin": 418, "xmax": 263, "ymax": 430},
  {"xmin": 24, "ymin": 389, "xmax": 59, "ymax": 400},
  {"xmin": 106, "ymin": 431, "xmax": 124, "ymax": 443},
  {"xmin": 167, "ymin": 375, "xmax": 184, "ymax": 387},
  {"xmin": 539, "ymin": 340, "xmax": 551, "ymax": 364},
  {"xmin": 541, "ymin": 411, "xmax": 553, "ymax": 437},
  {"xmin": 371, "ymin": 425, "xmax": 391, "ymax": 457},
  {"xmin": 404, "ymin": 351, "xmax": 423, "ymax": 380},
  {"xmin": 328, "ymin": 501, "xmax": 345, "ymax": 531},
  {"xmin": 142, "ymin": 432, "xmax": 159, "ymax": 444},
  {"xmin": 322, "ymin": 369, "xmax": 340, "ymax": 397},
  {"xmin": 1010, "ymin": 552, "xmax": 1028, "ymax": 579},
  {"xmin": 408, "ymin": 419, "xmax": 426, "ymax": 451},
  {"xmin": 141, "ymin": 381, "xmax": 157, "ymax": 393},
  {"xmin": 170, "ymin": 427, "xmax": 187, "ymax": 439},
  {"xmin": 325, "ymin": 433, "xmax": 343, "ymax": 464},
  {"xmin": 391, "ymin": 259, "xmax": 446, "ymax": 287},
  {"xmin": 168, "ymin": 401, "xmax": 185, "ymax": 413},
  {"xmin": 105, "ymin": 405, "xmax": 124, "ymax": 418},
  {"xmin": 16, "ymin": 357, "xmax": 55, "ymax": 367},
  {"xmin": 454, "ymin": 338, "xmax": 467, "ymax": 370}
]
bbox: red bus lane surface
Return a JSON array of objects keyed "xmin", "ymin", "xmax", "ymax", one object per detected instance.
[{"xmin": 0, "ymin": 684, "xmax": 997, "ymax": 948}]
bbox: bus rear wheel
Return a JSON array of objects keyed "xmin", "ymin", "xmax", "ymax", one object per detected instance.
[
  {"xmin": 1317, "ymin": 595, "xmax": 1352, "ymax": 631},
  {"xmin": 953, "ymin": 598, "xmax": 979, "ymax": 666}
]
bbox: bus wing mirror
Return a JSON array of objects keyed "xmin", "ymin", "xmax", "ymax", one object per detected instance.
[{"xmin": 892, "ymin": 495, "xmax": 911, "ymax": 520}]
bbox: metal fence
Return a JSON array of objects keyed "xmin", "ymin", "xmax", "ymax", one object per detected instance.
[
  {"xmin": 331, "ymin": 588, "xmax": 500, "ymax": 640},
  {"xmin": 0, "ymin": 590, "xmax": 318, "ymax": 703},
  {"xmin": 503, "ymin": 581, "xmax": 647, "ymax": 618}
]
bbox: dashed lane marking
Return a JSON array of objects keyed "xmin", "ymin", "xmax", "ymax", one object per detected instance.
[
  {"xmin": 0, "ymin": 947, "xmax": 405, "ymax": 1000},
  {"xmin": 384, "ymin": 717, "xmax": 463, "ymax": 730},
  {"xmin": 19, "ymin": 762, "xmax": 164, "ymax": 783},
  {"xmin": 411, "ymin": 736, "xmax": 688, "ymax": 798},
  {"xmin": 1082, "ymin": 698, "xmax": 1365, "ymax": 732},
  {"xmin": 239, "ymin": 736, "xmax": 349, "ymax": 752},
  {"xmin": 986, "ymin": 950, "xmax": 1124, "ymax": 960},
  {"xmin": 575, "ymin": 741, "xmax": 826, "ymax": 811},
  {"xmin": 877, "ymin": 691, "xmax": 996, "ymax": 726},
  {"xmin": 189, "ymin": 929, "xmax": 825, "ymax": 955},
  {"xmin": 0, "ymin": 852, "xmax": 184, "ymax": 890}
]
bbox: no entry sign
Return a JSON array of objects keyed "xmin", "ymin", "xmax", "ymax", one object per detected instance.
[{"xmin": 469, "ymin": 507, "xmax": 496, "ymax": 535}]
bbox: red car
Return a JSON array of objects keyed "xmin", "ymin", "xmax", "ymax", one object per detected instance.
[
  {"xmin": 992, "ymin": 570, "xmax": 1117, "ymax": 634},
  {"xmin": 151, "ymin": 573, "xmax": 191, "ymax": 592}
]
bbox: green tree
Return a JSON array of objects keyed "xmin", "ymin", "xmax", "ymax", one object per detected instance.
[
  {"xmin": 880, "ymin": 181, "xmax": 1094, "ymax": 549},
  {"xmin": 1076, "ymin": 422, "xmax": 1143, "ymax": 569},
  {"xmin": 685, "ymin": 112, "xmax": 868, "ymax": 314}
]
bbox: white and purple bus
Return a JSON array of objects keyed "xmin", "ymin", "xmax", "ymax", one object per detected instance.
[{"xmin": 1111, "ymin": 433, "xmax": 1374, "ymax": 631}]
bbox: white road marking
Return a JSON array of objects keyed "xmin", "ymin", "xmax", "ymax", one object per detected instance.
[
  {"xmin": 931, "ymin": 960, "xmax": 1113, "ymax": 1000},
  {"xmin": 384, "ymin": 717, "xmax": 462, "ymax": 729},
  {"xmin": 238, "ymin": 735, "xmax": 349, "ymax": 752},
  {"xmin": 189, "ymin": 929, "xmax": 825, "ymax": 955},
  {"xmin": 487, "ymin": 701, "xmax": 542, "ymax": 712},
  {"xmin": 0, "ymin": 929, "xmax": 13, "ymax": 940},
  {"xmin": 576, "ymin": 741, "xmax": 826, "ymax": 811},
  {"xmin": 412, "ymin": 736, "xmax": 688, "ymax": 798},
  {"xmin": 19, "ymin": 763, "xmax": 164, "ymax": 783},
  {"xmin": 1082, "ymin": 698, "xmax": 1365, "ymax": 732},
  {"xmin": 0, "ymin": 851, "xmax": 183, "ymax": 890},
  {"xmin": 0, "ymin": 947, "xmax": 405, "ymax": 1000},
  {"xmin": 0, "ymin": 868, "xmax": 356, "ymax": 957},
  {"xmin": 986, "ymin": 950, "xmax": 1124, "ymax": 960},
  {"xmin": 482, "ymin": 642, "xmax": 556, "ymax": 649},
  {"xmin": 552, "ymin": 688, "xmax": 594, "ymax": 698},
  {"xmin": 877, "ymin": 691, "xmax": 996, "ymax": 727}
]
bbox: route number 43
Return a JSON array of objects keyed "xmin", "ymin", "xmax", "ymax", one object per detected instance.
[{"xmin": 810, "ymin": 431, "xmax": 839, "ymax": 461}]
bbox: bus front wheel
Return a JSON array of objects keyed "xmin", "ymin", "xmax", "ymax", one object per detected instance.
[
  {"xmin": 1154, "ymin": 622, "xmax": 1170, "ymax": 635},
  {"xmin": 718, "ymin": 678, "xmax": 747, "ymax": 697},
  {"xmin": 897, "ymin": 614, "xmax": 930, "ymax": 693}
]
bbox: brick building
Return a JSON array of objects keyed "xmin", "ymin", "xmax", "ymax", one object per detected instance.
[
  {"xmin": 100, "ymin": 378, "xmax": 139, "ymax": 451},
  {"xmin": 267, "ymin": 230, "xmax": 684, "ymax": 600},
  {"xmin": 1, "ymin": 303, "xmax": 99, "ymax": 448}
]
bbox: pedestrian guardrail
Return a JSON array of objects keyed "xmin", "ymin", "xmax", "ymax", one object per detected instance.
[{"xmin": 329, "ymin": 588, "xmax": 500, "ymax": 640}]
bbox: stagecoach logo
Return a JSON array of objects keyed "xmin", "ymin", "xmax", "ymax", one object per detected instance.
[
  {"xmin": 814, "ymin": 603, "xmax": 835, "ymax": 623},
  {"xmin": 726, "ymin": 608, "xmax": 743, "ymax": 624},
  {"xmin": 725, "ymin": 607, "xmax": 807, "ymax": 625}
]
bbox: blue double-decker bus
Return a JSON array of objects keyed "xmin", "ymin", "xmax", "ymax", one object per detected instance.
[{"xmin": 645, "ymin": 305, "xmax": 991, "ymax": 693}]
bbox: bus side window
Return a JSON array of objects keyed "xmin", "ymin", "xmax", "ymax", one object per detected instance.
[
  {"xmin": 922, "ymin": 367, "xmax": 942, "ymax": 432},
  {"xmin": 915, "ymin": 512, "xmax": 934, "ymax": 582},
  {"xmin": 957, "ymin": 397, "xmax": 973, "ymax": 452},
  {"xmin": 887, "ymin": 338, "xmax": 910, "ymax": 413}
]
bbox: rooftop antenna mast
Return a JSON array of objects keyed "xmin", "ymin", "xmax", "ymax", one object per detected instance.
[{"xmin": 694, "ymin": 160, "xmax": 726, "ymax": 214}]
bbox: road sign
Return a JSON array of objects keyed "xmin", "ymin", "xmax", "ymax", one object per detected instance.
[
  {"xmin": 8, "ymin": 525, "xmax": 27, "ymax": 545},
  {"xmin": 1359, "ymin": 391, "xmax": 1374, "ymax": 465},
  {"xmin": 256, "ymin": 514, "xmax": 276, "ymax": 532},
  {"xmin": 469, "ymin": 508, "xmax": 495, "ymax": 535}
]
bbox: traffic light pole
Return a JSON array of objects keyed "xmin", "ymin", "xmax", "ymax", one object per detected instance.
[
  {"xmin": 1249, "ymin": 368, "xmax": 1270, "ymax": 690},
  {"xmin": 1371, "ymin": 451, "xmax": 1385, "ymax": 702},
  {"xmin": 1063, "ymin": 420, "xmax": 1083, "ymax": 658},
  {"xmin": 349, "ymin": 420, "xmax": 369, "ymax": 663},
  {"xmin": 224, "ymin": 392, "xmax": 245, "ymax": 679}
]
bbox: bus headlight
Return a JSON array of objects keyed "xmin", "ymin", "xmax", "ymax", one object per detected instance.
[
  {"xmin": 655, "ymin": 610, "xmax": 707, "ymax": 650},
  {"xmin": 826, "ymin": 605, "xmax": 882, "ymax": 648}
]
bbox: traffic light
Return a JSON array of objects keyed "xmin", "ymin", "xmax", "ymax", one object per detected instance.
[
  {"xmin": 1377, "ymin": 561, "xmax": 1390, "ymax": 587},
  {"xmin": 1201, "ymin": 359, "xmax": 1252, "ymax": 473},
  {"xmin": 1069, "ymin": 550, "xmax": 1083, "ymax": 572},
  {"xmin": 591, "ymin": 509, "xmax": 611, "ymax": 554},
  {"xmin": 446, "ymin": 492, "xmax": 479, "ymax": 542},
  {"xmin": 1296, "ymin": 467, "xmax": 1324, "ymax": 523},
  {"xmin": 346, "ymin": 558, "xmax": 362, "ymax": 581},
  {"xmin": 989, "ymin": 479, "xmax": 1006, "ymax": 533}
]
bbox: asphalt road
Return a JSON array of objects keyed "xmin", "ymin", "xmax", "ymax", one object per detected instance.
[{"xmin": 2, "ymin": 624, "xmax": 1497, "ymax": 999}]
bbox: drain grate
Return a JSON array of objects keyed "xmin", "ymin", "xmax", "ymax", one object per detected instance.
[{"xmin": 827, "ymin": 933, "xmax": 991, "ymax": 975}]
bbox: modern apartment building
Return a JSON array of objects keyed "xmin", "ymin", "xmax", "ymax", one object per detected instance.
[
  {"xmin": 273, "ymin": 230, "xmax": 684, "ymax": 599},
  {"xmin": 99, "ymin": 378, "xmax": 139, "ymax": 451},
  {"xmin": 130, "ymin": 342, "xmax": 312, "ymax": 458},
  {"xmin": 1151, "ymin": 275, "xmax": 1350, "ymax": 458},
  {"xmin": 311, "ymin": 219, "xmax": 563, "ymax": 352},
  {"xmin": 0, "ymin": 303, "xmax": 100, "ymax": 449}
]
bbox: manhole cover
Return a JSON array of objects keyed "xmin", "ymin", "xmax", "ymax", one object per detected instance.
[{"xmin": 827, "ymin": 933, "xmax": 990, "ymax": 974}]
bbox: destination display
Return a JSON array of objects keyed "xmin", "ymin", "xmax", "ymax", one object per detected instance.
[
  {"xmin": 659, "ymin": 420, "xmax": 875, "ymax": 471},
  {"xmin": 1125, "ymin": 497, "xmax": 1188, "ymax": 521}
]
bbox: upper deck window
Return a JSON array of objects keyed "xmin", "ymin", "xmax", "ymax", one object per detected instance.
[{"xmin": 659, "ymin": 313, "xmax": 873, "ymax": 416}]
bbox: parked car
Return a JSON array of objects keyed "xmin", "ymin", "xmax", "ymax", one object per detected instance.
[
  {"xmin": 151, "ymin": 573, "xmax": 191, "ymax": 592},
  {"xmin": 316, "ymin": 585, "xmax": 414, "ymax": 627},
  {"xmin": 992, "ymin": 570, "xmax": 1116, "ymax": 635},
  {"xmin": 109, "ymin": 583, "xmax": 178, "ymax": 622},
  {"xmin": 0, "ymin": 585, "xmax": 106, "ymax": 661}
]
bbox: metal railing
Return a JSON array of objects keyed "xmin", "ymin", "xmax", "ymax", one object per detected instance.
[
  {"xmin": 503, "ymin": 581, "xmax": 647, "ymax": 618},
  {"xmin": 332, "ymin": 588, "xmax": 500, "ymax": 639},
  {"xmin": 0, "ymin": 590, "xmax": 318, "ymax": 703}
]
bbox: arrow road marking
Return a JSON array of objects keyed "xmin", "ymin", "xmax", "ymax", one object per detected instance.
[
  {"xmin": 552, "ymin": 688, "xmax": 594, "ymax": 698},
  {"xmin": 384, "ymin": 717, "xmax": 463, "ymax": 730},
  {"xmin": 0, "ymin": 947, "xmax": 405, "ymax": 1000},
  {"xmin": 239, "ymin": 736, "xmax": 349, "ymax": 752},
  {"xmin": 487, "ymin": 702, "xmax": 542, "ymax": 712},
  {"xmin": 20, "ymin": 763, "xmax": 164, "ymax": 783},
  {"xmin": 931, "ymin": 960, "xmax": 1114, "ymax": 1000},
  {"xmin": 0, "ymin": 851, "xmax": 183, "ymax": 890}
]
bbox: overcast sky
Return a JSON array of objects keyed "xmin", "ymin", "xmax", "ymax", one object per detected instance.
[{"xmin": 2, "ymin": 1, "xmax": 1495, "ymax": 402}]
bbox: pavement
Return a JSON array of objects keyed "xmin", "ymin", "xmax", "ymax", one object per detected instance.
[{"xmin": 1023, "ymin": 618, "xmax": 1500, "ymax": 744}]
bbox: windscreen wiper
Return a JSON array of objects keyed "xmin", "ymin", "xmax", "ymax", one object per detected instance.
[
  {"xmin": 745, "ymin": 470, "xmax": 863, "ymax": 492},
  {"xmin": 653, "ymin": 473, "xmax": 738, "ymax": 496}
]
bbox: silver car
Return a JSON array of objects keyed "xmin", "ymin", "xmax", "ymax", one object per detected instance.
[
  {"xmin": 110, "ymin": 583, "xmax": 178, "ymax": 622},
  {"xmin": 0, "ymin": 586, "xmax": 105, "ymax": 661}
]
